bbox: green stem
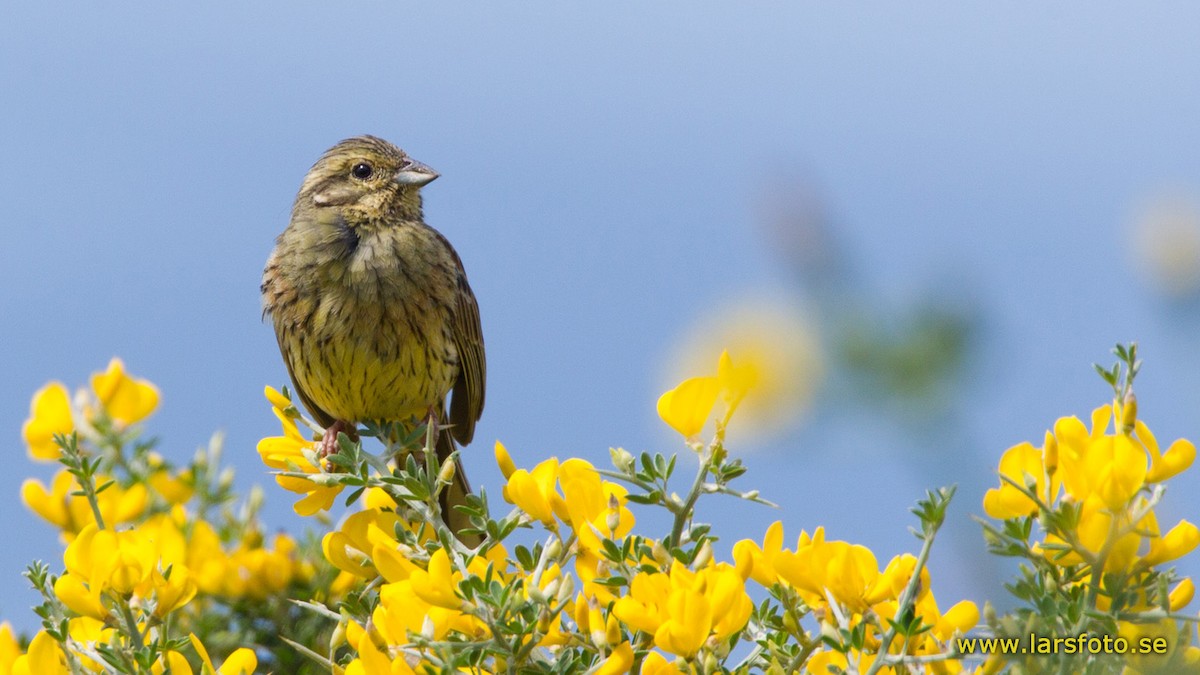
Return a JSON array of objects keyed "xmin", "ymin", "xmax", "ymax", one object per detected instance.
[
  {"xmin": 59, "ymin": 434, "xmax": 108, "ymax": 530},
  {"xmin": 669, "ymin": 444, "xmax": 715, "ymax": 548},
  {"xmin": 864, "ymin": 521, "xmax": 940, "ymax": 675},
  {"xmin": 117, "ymin": 600, "xmax": 145, "ymax": 650}
]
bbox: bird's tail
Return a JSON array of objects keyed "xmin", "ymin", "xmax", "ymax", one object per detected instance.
[{"xmin": 436, "ymin": 424, "xmax": 483, "ymax": 547}]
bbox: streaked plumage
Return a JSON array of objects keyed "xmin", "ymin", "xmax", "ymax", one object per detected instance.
[{"xmin": 262, "ymin": 135, "xmax": 485, "ymax": 537}]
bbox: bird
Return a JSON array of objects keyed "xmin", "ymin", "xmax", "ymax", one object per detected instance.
[{"xmin": 261, "ymin": 135, "xmax": 485, "ymax": 540}]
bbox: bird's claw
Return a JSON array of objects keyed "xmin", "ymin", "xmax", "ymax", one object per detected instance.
[{"xmin": 320, "ymin": 420, "xmax": 358, "ymax": 463}]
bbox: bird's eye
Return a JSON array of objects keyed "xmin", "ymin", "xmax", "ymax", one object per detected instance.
[{"xmin": 351, "ymin": 162, "xmax": 374, "ymax": 180}]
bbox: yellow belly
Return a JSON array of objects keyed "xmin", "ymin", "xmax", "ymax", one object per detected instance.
[{"xmin": 284, "ymin": 322, "xmax": 458, "ymax": 424}]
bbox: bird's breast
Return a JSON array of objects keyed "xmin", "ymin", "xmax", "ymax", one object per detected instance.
[{"xmin": 273, "ymin": 223, "xmax": 462, "ymax": 423}]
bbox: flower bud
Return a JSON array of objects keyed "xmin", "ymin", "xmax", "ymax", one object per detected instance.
[
  {"xmin": 609, "ymin": 447, "xmax": 635, "ymax": 473},
  {"xmin": 537, "ymin": 609, "xmax": 553, "ymax": 634},
  {"xmin": 1121, "ymin": 390, "xmax": 1138, "ymax": 434},
  {"xmin": 589, "ymin": 603, "xmax": 607, "ymax": 649},
  {"xmin": 783, "ymin": 610, "xmax": 800, "ymax": 635},
  {"xmin": 1042, "ymin": 431, "xmax": 1058, "ymax": 475},
  {"xmin": 245, "ymin": 485, "xmax": 265, "ymax": 518},
  {"xmin": 605, "ymin": 614, "xmax": 622, "ymax": 648},
  {"xmin": 605, "ymin": 495, "xmax": 621, "ymax": 534},
  {"xmin": 652, "ymin": 540, "xmax": 670, "ymax": 566},
  {"xmin": 329, "ymin": 618, "xmax": 347, "ymax": 652},
  {"xmin": 305, "ymin": 473, "xmax": 342, "ymax": 487},
  {"xmin": 983, "ymin": 601, "xmax": 998, "ymax": 626},
  {"xmin": 542, "ymin": 539, "xmax": 563, "ymax": 565},
  {"xmin": 693, "ymin": 541, "xmax": 713, "ymax": 568},
  {"xmin": 494, "ymin": 441, "xmax": 517, "ymax": 479},
  {"xmin": 556, "ymin": 573, "xmax": 575, "ymax": 604},
  {"xmin": 437, "ymin": 457, "xmax": 456, "ymax": 484}
]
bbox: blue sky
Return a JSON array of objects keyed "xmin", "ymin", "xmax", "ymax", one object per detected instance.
[{"xmin": 4, "ymin": 2, "xmax": 1200, "ymax": 632}]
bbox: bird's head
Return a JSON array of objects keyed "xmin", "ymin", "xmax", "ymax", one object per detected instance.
[{"xmin": 294, "ymin": 135, "xmax": 438, "ymax": 224}]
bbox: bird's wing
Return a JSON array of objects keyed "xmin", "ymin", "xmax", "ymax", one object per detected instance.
[{"xmin": 438, "ymin": 233, "xmax": 486, "ymax": 446}]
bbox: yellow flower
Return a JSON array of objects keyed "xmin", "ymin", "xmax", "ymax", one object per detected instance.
[
  {"xmin": 1169, "ymin": 578, "xmax": 1195, "ymax": 612},
  {"xmin": 9, "ymin": 631, "xmax": 68, "ymax": 675},
  {"xmin": 62, "ymin": 524, "xmax": 157, "ymax": 597},
  {"xmin": 982, "ymin": 435, "xmax": 1059, "ymax": 519},
  {"xmin": 1040, "ymin": 495, "xmax": 1147, "ymax": 571},
  {"xmin": 558, "ymin": 458, "xmax": 635, "ymax": 553},
  {"xmin": 189, "ymin": 634, "xmax": 257, "ymax": 675},
  {"xmin": 90, "ymin": 358, "xmax": 159, "ymax": 426},
  {"xmin": 263, "ymin": 385, "xmax": 293, "ymax": 413},
  {"xmin": 257, "ymin": 408, "xmax": 341, "ymax": 516},
  {"xmin": 1117, "ymin": 619, "xmax": 1195, "ymax": 675},
  {"xmin": 716, "ymin": 350, "xmax": 757, "ymax": 424},
  {"xmin": 505, "ymin": 457, "xmax": 567, "ymax": 527},
  {"xmin": 0, "ymin": 622, "xmax": 20, "ymax": 674},
  {"xmin": 934, "ymin": 598, "xmax": 980, "ymax": 640},
  {"xmin": 147, "ymin": 454, "xmax": 195, "ymax": 505},
  {"xmin": 225, "ymin": 532, "xmax": 311, "ymax": 600},
  {"xmin": 613, "ymin": 561, "xmax": 752, "ymax": 658},
  {"xmin": 373, "ymin": 572, "xmax": 487, "ymax": 646},
  {"xmin": 145, "ymin": 565, "xmax": 197, "ymax": 617},
  {"xmin": 186, "ymin": 520, "xmax": 233, "ymax": 596},
  {"xmin": 22, "ymin": 470, "xmax": 148, "ymax": 538},
  {"xmin": 1055, "ymin": 406, "xmax": 1147, "ymax": 510},
  {"xmin": 21, "ymin": 382, "xmax": 74, "ymax": 460},
  {"xmin": 640, "ymin": 651, "xmax": 680, "ymax": 674},
  {"xmin": 152, "ymin": 651, "xmax": 194, "ymax": 675},
  {"xmin": 594, "ymin": 642, "xmax": 634, "ymax": 675},
  {"xmin": 495, "ymin": 441, "xmax": 517, "ymax": 479},
  {"xmin": 502, "ymin": 453, "xmax": 636, "ymax": 547},
  {"xmin": 887, "ymin": 591, "xmax": 977, "ymax": 674},
  {"xmin": 1137, "ymin": 419, "xmax": 1196, "ymax": 483},
  {"xmin": 657, "ymin": 375, "xmax": 720, "ymax": 440},
  {"xmin": 344, "ymin": 631, "xmax": 417, "ymax": 675},
  {"xmin": 657, "ymin": 350, "xmax": 766, "ymax": 439},
  {"xmin": 578, "ymin": 596, "xmax": 623, "ymax": 650},
  {"xmin": 1141, "ymin": 520, "xmax": 1200, "ymax": 568},
  {"xmin": 362, "ymin": 486, "xmax": 398, "ymax": 510},
  {"xmin": 53, "ymin": 572, "xmax": 108, "ymax": 620},
  {"xmin": 805, "ymin": 649, "xmax": 848, "ymax": 674},
  {"xmin": 409, "ymin": 549, "xmax": 464, "ymax": 610},
  {"xmin": 323, "ymin": 508, "xmax": 411, "ymax": 580},
  {"xmin": 864, "ymin": 553, "xmax": 929, "ymax": 606},
  {"xmin": 733, "ymin": 520, "xmax": 784, "ymax": 587},
  {"xmin": 668, "ymin": 299, "xmax": 822, "ymax": 440},
  {"xmin": 773, "ymin": 527, "xmax": 881, "ymax": 612}
]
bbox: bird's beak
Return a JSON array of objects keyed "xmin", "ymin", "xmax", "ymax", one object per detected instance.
[{"xmin": 394, "ymin": 159, "xmax": 439, "ymax": 186}]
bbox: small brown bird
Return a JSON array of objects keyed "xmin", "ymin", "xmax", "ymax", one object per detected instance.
[{"xmin": 261, "ymin": 136, "xmax": 485, "ymax": 538}]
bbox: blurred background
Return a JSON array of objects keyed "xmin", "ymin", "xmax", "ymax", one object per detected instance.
[{"xmin": 4, "ymin": 2, "xmax": 1200, "ymax": 632}]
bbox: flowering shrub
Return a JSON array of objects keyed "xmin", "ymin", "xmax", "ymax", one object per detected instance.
[
  {"xmin": 979, "ymin": 345, "xmax": 1200, "ymax": 673},
  {"xmin": 1, "ymin": 345, "xmax": 1196, "ymax": 673},
  {"xmin": 8, "ymin": 359, "xmax": 338, "ymax": 674}
]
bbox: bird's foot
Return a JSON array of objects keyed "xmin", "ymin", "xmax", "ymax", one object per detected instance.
[
  {"xmin": 425, "ymin": 406, "xmax": 441, "ymax": 444},
  {"xmin": 320, "ymin": 420, "xmax": 358, "ymax": 462}
]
